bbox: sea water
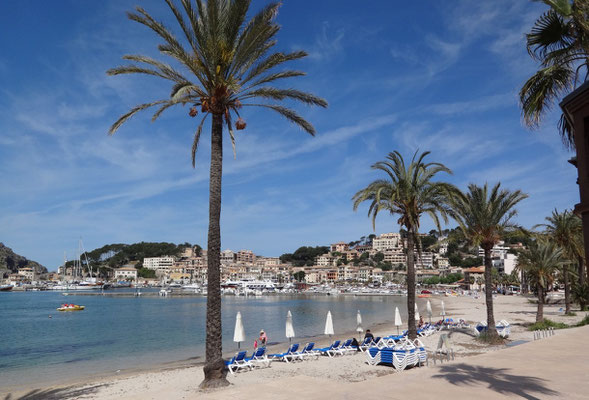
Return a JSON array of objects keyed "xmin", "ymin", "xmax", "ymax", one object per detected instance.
[{"xmin": 0, "ymin": 291, "xmax": 418, "ymax": 391}]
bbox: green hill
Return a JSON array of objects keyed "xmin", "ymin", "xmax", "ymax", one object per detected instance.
[{"xmin": 0, "ymin": 243, "xmax": 47, "ymax": 273}]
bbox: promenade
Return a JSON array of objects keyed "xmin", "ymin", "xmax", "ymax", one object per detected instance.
[{"xmin": 203, "ymin": 325, "xmax": 589, "ymax": 400}]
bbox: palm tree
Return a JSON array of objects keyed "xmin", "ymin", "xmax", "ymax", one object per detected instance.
[
  {"xmin": 520, "ymin": 0, "xmax": 589, "ymax": 148},
  {"xmin": 352, "ymin": 150, "xmax": 456, "ymax": 339},
  {"xmin": 450, "ymin": 183, "xmax": 528, "ymax": 339},
  {"xmin": 535, "ymin": 209, "xmax": 583, "ymax": 313},
  {"xmin": 106, "ymin": 0, "xmax": 326, "ymax": 388},
  {"xmin": 517, "ymin": 239, "xmax": 564, "ymax": 322}
]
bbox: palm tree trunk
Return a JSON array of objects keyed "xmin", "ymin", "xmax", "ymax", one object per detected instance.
[
  {"xmin": 406, "ymin": 232, "xmax": 417, "ymax": 339},
  {"xmin": 536, "ymin": 285, "xmax": 544, "ymax": 323},
  {"xmin": 483, "ymin": 247, "xmax": 498, "ymax": 339},
  {"xmin": 579, "ymin": 256, "xmax": 586, "ymax": 286},
  {"xmin": 564, "ymin": 264, "xmax": 571, "ymax": 314},
  {"xmin": 200, "ymin": 113, "xmax": 229, "ymax": 389}
]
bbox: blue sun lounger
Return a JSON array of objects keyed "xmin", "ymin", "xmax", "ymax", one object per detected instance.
[
  {"xmin": 270, "ymin": 343, "xmax": 300, "ymax": 363},
  {"xmin": 318, "ymin": 340, "xmax": 341, "ymax": 357},
  {"xmin": 225, "ymin": 351, "xmax": 251, "ymax": 374},
  {"xmin": 296, "ymin": 342, "xmax": 320, "ymax": 360},
  {"xmin": 246, "ymin": 347, "xmax": 270, "ymax": 368}
]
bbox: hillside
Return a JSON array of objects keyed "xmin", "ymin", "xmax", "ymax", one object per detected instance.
[{"xmin": 0, "ymin": 243, "xmax": 47, "ymax": 273}]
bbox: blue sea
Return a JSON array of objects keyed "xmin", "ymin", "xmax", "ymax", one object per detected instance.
[{"xmin": 0, "ymin": 291, "xmax": 416, "ymax": 392}]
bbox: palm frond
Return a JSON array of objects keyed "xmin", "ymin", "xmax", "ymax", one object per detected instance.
[
  {"xmin": 244, "ymin": 103, "xmax": 317, "ymax": 134},
  {"xmin": 109, "ymin": 100, "xmax": 168, "ymax": 135}
]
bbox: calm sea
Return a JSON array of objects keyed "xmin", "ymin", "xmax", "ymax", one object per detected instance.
[{"xmin": 0, "ymin": 291, "xmax": 419, "ymax": 391}]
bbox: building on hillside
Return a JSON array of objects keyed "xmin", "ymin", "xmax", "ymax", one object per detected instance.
[
  {"xmin": 18, "ymin": 267, "xmax": 38, "ymax": 282},
  {"xmin": 354, "ymin": 244, "xmax": 372, "ymax": 253},
  {"xmin": 316, "ymin": 254, "xmax": 334, "ymax": 266},
  {"xmin": 220, "ymin": 250, "xmax": 235, "ymax": 265},
  {"xmin": 383, "ymin": 250, "xmax": 406, "ymax": 265},
  {"xmin": 143, "ymin": 256, "xmax": 175, "ymax": 271},
  {"xmin": 493, "ymin": 253, "xmax": 518, "ymax": 275},
  {"xmin": 372, "ymin": 233, "xmax": 402, "ymax": 252},
  {"xmin": 236, "ymin": 250, "xmax": 256, "ymax": 264},
  {"xmin": 478, "ymin": 241, "xmax": 509, "ymax": 259},
  {"xmin": 436, "ymin": 256, "xmax": 450, "ymax": 268},
  {"xmin": 115, "ymin": 266, "xmax": 138, "ymax": 281},
  {"xmin": 415, "ymin": 252, "xmax": 435, "ymax": 269},
  {"xmin": 438, "ymin": 236, "xmax": 449, "ymax": 255},
  {"xmin": 330, "ymin": 242, "xmax": 349, "ymax": 253}
]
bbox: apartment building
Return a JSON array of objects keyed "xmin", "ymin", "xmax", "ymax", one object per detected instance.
[
  {"xmin": 143, "ymin": 256, "xmax": 175, "ymax": 271},
  {"xmin": 372, "ymin": 233, "xmax": 403, "ymax": 252}
]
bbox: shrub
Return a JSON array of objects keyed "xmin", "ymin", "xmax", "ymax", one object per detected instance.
[
  {"xmin": 527, "ymin": 319, "xmax": 568, "ymax": 331},
  {"xmin": 575, "ymin": 315, "xmax": 589, "ymax": 327}
]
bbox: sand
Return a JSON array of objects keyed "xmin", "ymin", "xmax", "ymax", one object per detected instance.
[{"xmin": 3, "ymin": 294, "xmax": 588, "ymax": 399}]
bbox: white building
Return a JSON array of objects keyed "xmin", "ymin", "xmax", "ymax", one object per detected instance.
[
  {"xmin": 493, "ymin": 253, "xmax": 518, "ymax": 275},
  {"xmin": 372, "ymin": 233, "xmax": 403, "ymax": 252},
  {"xmin": 143, "ymin": 256, "xmax": 175, "ymax": 271},
  {"xmin": 478, "ymin": 241, "xmax": 509, "ymax": 259},
  {"xmin": 115, "ymin": 266, "xmax": 138, "ymax": 281}
]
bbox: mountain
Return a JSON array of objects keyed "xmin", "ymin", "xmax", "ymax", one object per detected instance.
[{"xmin": 0, "ymin": 243, "xmax": 47, "ymax": 273}]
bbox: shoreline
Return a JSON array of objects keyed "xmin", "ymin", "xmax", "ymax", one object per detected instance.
[{"xmin": 3, "ymin": 294, "xmax": 588, "ymax": 399}]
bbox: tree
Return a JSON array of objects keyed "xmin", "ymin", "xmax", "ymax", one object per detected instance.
[
  {"xmin": 517, "ymin": 239, "xmax": 564, "ymax": 322},
  {"xmin": 450, "ymin": 183, "xmax": 527, "ymax": 339},
  {"xmin": 372, "ymin": 252, "xmax": 384, "ymax": 263},
  {"xmin": 535, "ymin": 209, "xmax": 583, "ymax": 313},
  {"xmin": 107, "ymin": 0, "xmax": 326, "ymax": 388},
  {"xmin": 293, "ymin": 271, "xmax": 305, "ymax": 282},
  {"xmin": 520, "ymin": 0, "xmax": 589, "ymax": 148},
  {"xmin": 353, "ymin": 150, "xmax": 456, "ymax": 339}
]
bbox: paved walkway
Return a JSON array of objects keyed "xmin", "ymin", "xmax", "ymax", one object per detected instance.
[{"xmin": 204, "ymin": 325, "xmax": 589, "ymax": 399}]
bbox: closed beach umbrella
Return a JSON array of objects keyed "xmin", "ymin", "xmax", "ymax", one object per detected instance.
[
  {"xmin": 356, "ymin": 310, "xmax": 363, "ymax": 338},
  {"xmin": 286, "ymin": 310, "xmax": 295, "ymax": 343},
  {"xmin": 414, "ymin": 303, "xmax": 420, "ymax": 321},
  {"xmin": 324, "ymin": 310, "xmax": 335, "ymax": 336},
  {"xmin": 426, "ymin": 300, "xmax": 432, "ymax": 323},
  {"xmin": 441, "ymin": 300, "xmax": 446, "ymax": 318},
  {"xmin": 394, "ymin": 306, "xmax": 402, "ymax": 335},
  {"xmin": 233, "ymin": 311, "xmax": 245, "ymax": 349}
]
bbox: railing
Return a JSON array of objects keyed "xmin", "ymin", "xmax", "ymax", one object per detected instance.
[{"xmin": 533, "ymin": 327, "xmax": 555, "ymax": 340}]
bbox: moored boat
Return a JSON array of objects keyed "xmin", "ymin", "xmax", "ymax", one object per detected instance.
[{"xmin": 0, "ymin": 284, "xmax": 14, "ymax": 292}]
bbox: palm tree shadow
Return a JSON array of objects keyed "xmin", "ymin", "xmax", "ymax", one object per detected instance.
[
  {"xmin": 4, "ymin": 383, "xmax": 108, "ymax": 400},
  {"xmin": 432, "ymin": 364, "xmax": 558, "ymax": 400}
]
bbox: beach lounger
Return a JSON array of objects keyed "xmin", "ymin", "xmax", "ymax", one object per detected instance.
[
  {"xmin": 365, "ymin": 347, "xmax": 416, "ymax": 371},
  {"xmin": 270, "ymin": 343, "xmax": 300, "ymax": 363},
  {"xmin": 496, "ymin": 320, "xmax": 511, "ymax": 338},
  {"xmin": 359, "ymin": 336, "xmax": 373, "ymax": 352},
  {"xmin": 246, "ymin": 347, "xmax": 270, "ymax": 368},
  {"xmin": 225, "ymin": 351, "xmax": 251, "ymax": 374},
  {"xmin": 336, "ymin": 339, "xmax": 355, "ymax": 355},
  {"xmin": 318, "ymin": 340, "xmax": 341, "ymax": 358},
  {"xmin": 296, "ymin": 342, "xmax": 320, "ymax": 360}
]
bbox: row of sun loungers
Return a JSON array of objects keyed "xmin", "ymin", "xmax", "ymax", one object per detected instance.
[{"xmin": 225, "ymin": 339, "xmax": 362, "ymax": 374}]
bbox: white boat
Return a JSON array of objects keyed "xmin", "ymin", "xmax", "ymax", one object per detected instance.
[{"xmin": 181, "ymin": 283, "xmax": 200, "ymax": 290}]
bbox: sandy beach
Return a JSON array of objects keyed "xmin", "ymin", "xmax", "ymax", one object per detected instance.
[{"xmin": 4, "ymin": 294, "xmax": 588, "ymax": 399}]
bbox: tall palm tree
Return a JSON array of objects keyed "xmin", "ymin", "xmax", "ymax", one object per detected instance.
[
  {"xmin": 516, "ymin": 239, "xmax": 564, "ymax": 322},
  {"xmin": 520, "ymin": 0, "xmax": 589, "ymax": 148},
  {"xmin": 106, "ymin": 0, "xmax": 326, "ymax": 388},
  {"xmin": 535, "ymin": 209, "xmax": 583, "ymax": 313},
  {"xmin": 450, "ymin": 183, "xmax": 528, "ymax": 339},
  {"xmin": 352, "ymin": 150, "xmax": 456, "ymax": 339}
]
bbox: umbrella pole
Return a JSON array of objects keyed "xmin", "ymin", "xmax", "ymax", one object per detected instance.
[{"xmin": 238, "ymin": 341, "xmax": 241, "ymax": 349}]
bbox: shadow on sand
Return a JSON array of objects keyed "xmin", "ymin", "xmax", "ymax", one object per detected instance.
[
  {"xmin": 4, "ymin": 383, "xmax": 108, "ymax": 400},
  {"xmin": 432, "ymin": 364, "xmax": 558, "ymax": 400}
]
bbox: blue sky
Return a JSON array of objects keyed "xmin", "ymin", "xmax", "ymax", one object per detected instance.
[{"xmin": 0, "ymin": 0, "xmax": 579, "ymax": 269}]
